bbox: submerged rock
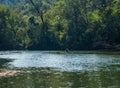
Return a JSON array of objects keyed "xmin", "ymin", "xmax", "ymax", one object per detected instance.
[{"xmin": 0, "ymin": 70, "xmax": 20, "ymax": 77}]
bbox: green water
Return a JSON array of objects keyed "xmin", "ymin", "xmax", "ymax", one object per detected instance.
[{"xmin": 0, "ymin": 51, "xmax": 120, "ymax": 88}]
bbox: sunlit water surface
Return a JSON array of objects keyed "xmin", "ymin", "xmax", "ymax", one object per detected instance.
[{"xmin": 0, "ymin": 51, "xmax": 120, "ymax": 88}]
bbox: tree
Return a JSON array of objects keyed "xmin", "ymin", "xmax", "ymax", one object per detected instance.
[{"xmin": 0, "ymin": 5, "xmax": 16, "ymax": 49}]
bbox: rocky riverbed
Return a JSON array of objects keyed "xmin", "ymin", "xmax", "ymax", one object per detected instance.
[{"xmin": 0, "ymin": 69, "xmax": 20, "ymax": 77}]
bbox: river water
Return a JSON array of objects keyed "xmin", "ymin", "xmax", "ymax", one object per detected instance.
[{"xmin": 0, "ymin": 51, "xmax": 120, "ymax": 88}]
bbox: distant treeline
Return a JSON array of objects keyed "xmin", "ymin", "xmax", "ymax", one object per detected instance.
[{"xmin": 0, "ymin": 0, "xmax": 120, "ymax": 50}]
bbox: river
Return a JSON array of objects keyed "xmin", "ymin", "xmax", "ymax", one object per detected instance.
[{"xmin": 0, "ymin": 51, "xmax": 120, "ymax": 88}]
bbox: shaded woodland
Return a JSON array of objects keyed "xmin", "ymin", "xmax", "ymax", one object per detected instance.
[{"xmin": 0, "ymin": 0, "xmax": 120, "ymax": 50}]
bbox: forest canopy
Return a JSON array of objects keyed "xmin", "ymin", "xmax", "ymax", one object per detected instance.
[{"xmin": 0, "ymin": 0, "xmax": 120, "ymax": 50}]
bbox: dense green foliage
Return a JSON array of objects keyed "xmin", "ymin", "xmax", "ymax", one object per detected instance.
[{"xmin": 0, "ymin": 0, "xmax": 120, "ymax": 50}]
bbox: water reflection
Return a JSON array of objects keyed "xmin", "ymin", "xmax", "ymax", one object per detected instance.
[
  {"xmin": 0, "ymin": 68, "xmax": 120, "ymax": 88},
  {"xmin": 0, "ymin": 51, "xmax": 120, "ymax": 88}
]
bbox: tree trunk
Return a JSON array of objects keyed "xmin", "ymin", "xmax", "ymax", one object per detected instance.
[{"xmin": 29, "ymin": 0, "xmax": 44, "ymax": 25}]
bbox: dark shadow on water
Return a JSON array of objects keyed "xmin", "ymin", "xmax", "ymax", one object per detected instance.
[{"xmin": 0, "ymin": 59, "xmax": 13, "ymax": 69}]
